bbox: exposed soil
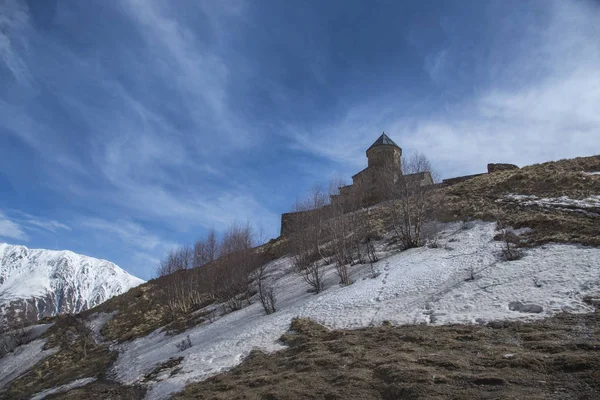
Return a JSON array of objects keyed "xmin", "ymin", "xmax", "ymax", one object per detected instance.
[
  {"xmin": 175, "ymin": 312, "xmax": 600, "ymax": 400},
  {"xmin": 46, "ymin": 381, "xmax": 145, "ymax": 400}
]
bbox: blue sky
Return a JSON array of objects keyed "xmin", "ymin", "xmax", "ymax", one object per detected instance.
[{"xmin": 1, "ymin": 0, "xmax": 599, "ymax": 280}]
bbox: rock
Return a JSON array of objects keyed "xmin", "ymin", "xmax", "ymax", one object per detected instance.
[
  {"xmin": 509, "ymin": 301, "xmax": 544, "ymax": 313},
  {"xmin": 521, "ymin": 304, "xmax": 544, "ymax": 313}
]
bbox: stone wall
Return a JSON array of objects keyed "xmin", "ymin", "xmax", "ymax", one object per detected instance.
[
  {"xmin": 280, "ymin": 206, "xmax": 331, "ymax": 237},
  {"xmin": 442, "ymin": 173, "xmax": 486, "ymax": 186},
  {"xmin": 487, "ymin": 163, "xmax": 519, "ymax": 173}
]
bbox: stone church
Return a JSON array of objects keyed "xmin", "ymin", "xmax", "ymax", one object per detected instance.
[
  {"xmin": 281, "ymin": 133, "xmax": 433, "ymax": 236},
  {"xmin": 330, "ymin": 132, "xmax": 433, "ymax": 210},
  {"xmin": 280, "ymin": 132, "xmax": 518, "ymax": 236}
]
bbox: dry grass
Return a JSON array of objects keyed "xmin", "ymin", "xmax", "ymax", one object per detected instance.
[
  {"xmin": 3, "ymin": 155, "xmax": 598, "ymax": 399},
  {"xmin": 90, "ymin": 283, "xmax": 174, "ymax": 343},
  {"xmin": 174, "ymin": 312, "xmax": 600, "ymax": 400},
  {"xmin": 0, "ymin": 317, "xmax": 118, "ymax": 400},
  {"xmin": 434, "ymin": 155, "xmax": 600, "ymax": 247},
  {"xmin": 45, "ymin": 381, "xmax": 145, "ymax": 400}
]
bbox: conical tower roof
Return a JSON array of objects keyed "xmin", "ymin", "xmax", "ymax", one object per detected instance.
[{"xmin": 367, "ymin": 132, "xmax": 400, "ymax": 151}]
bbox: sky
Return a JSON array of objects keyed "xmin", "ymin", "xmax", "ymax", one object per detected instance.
[{"xmin": 1, "ymin": 0, "xmax": 599, "ymax": 280}]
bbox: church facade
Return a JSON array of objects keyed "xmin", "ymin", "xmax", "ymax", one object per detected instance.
[
  {"xmin": 330, "ymin": 133, "xmax": 433, "ymax": 211},
  {"xmin": 281, "ymin": 133, "xmax": 433, "ymax": 236}
]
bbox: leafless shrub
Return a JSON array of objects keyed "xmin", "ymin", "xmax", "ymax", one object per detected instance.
[
  {"xmin": 176, "ymin": 335, "xmax": 192, "ymax": 352},
  {"xmin": 293, "ymin": 250, "xmax": 325, "ymax": 294},
  {"xmin": 193, "ymin": 228, "xmax": 219, "ymax": 268},
  {"xmin": 54, "ymin": 315, "xmax": 95, "ymax": 359},
  {"xmin": 422, "ymin": 220, "xmax": 443, "ymax": 248},
  {"xmin": 496, "ymin": 219, "xmax": 524, "ymax": 261},
  {"xmin": 157, "ymin": 245, "xmax": 206, "ymax": 316},
  {"xmin": 258, "ymin": 279, "xmax": 277, "ymax": 315},
  {"xmin": 255, "ymin": 261, "xmax": 277, "ymax": 315},
  {"xmin": 327, "ymin": 182, "xmax": 354, "ymax": 286},
  {"xmin": 465, "ymin": 266, "xmax": 476, "ymax": 282},
  {"xmin": 217, "ymin": 222, "xmax": 264, "ymax": 311},
  {"xmin": 347, "ymin": 182, "xmax": 381, "ymax": 265},
  {"xmin": 289, "ymin": 186, "xmax": 330, "ymax": 293},
  {"xmin": 379, "ymin": 152, "xmax": 439, "ymax": 250},
  {"xmin": 206, "ymin": 309, "xmax": 218, "ymax": 323},
  {"xmin": 368, "ymin": 261, "xmax": 380, "ymax": 279}
]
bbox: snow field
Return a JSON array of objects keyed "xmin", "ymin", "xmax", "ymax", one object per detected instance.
[
  {"xmin": 110, "ymin": 221, "xmax": 600, "ymax": 400},
  {"xmin": 29, "ymin": 378, "xmax": 97, "ymax": 400}
]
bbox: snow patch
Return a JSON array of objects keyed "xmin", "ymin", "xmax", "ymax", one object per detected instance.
[
  {"xmin": 110, "ymin": 222, "xmax": 600, "ymax": 400},
  {"xmin": 30, "ymin": 377, "xmax": 96, "ymax": 400},
  {"xmin": 0, "ymin": 339, "xmax": 58, "ymax": 390},
  {"xmin": 86, "ymin": 312, "xmax": 117, "ymax": 344},
  {"xmin": 502, "ymin": 194, "xmax": 600, "ymax": 211}
]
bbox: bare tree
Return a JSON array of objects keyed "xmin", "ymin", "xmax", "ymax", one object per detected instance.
[
  {"xmin": 496, "ymin": 218, "xmax": 523, "ymax": 261},
  {"xmin": 55, "ymin": 315, "xmax": 94, "ymax": 359},
  {"xmin": 380, "ymin": 152, "xmax": 437, "ymax": 250},
  {"xmin": 157, "ymin": 245, "xmax": 205, "ymax": 315},
  {"xmin": 289, "ymin": 185, "xmax": 330, "ymax": 293},
  {"xmin": 194, "ymin": 229, "xmax": 220, "ymax": 268},
  {"xmin": 206, "ymin": 229, "xmax": 219, "ymax": 263},
  {"xmin": 327, "ymin": 179, "xmax": 354, "ymax": 285},
  {"xmin": 218, "ymin": 222, "xmax": 262, "ymax": 311},
  {"xmin": 255, "ymin": 262, "xmax": 277, "ymax": 315}
]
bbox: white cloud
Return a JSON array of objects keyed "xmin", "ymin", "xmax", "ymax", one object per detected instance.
[
  {"xmin": 0, "ymin": 211, "xmax": 28, "ymax": 241},
  {"xmin": 0, "ymin": 210, "xmax": 70, "ymax": 241},
  {"xmin": 120, "ymin": 0, "xmax": 252, "ymax": 150},
  {"xmin": 81, "ymin": 218, "xmax": 175, "ymax": 252},
  {"xmin": 0, "ymin": 0, "xmax": 31, "ymax": 85},
  {"xmin": 289, "ymin": 0, "xmax": 600, "ymax": 179}
]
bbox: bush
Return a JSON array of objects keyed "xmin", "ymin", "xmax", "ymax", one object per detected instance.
[
  {"xmin": 495, "ymin": 220, "xmax": 524, "ymax": 261},
  {"xmin": 176, "ymin": 335, "xmax": 193, "ymax": 352}
]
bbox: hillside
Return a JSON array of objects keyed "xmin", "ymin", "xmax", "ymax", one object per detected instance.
[
  {"xmin": 0, "ymin": 155, "xmax": 598, "ymax": 400},
  {"xmin": 0, "ymin": 244, "xmax": 144, "ymax": 325}
]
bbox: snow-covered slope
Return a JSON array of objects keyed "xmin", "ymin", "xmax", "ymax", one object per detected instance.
[
  {"xmin": 109, "ymin": 221, "xmax": 600, "ymax": 400},
  {"xmin": 0, "ymin": 243, "xmax": 144, "ymax": 322}
]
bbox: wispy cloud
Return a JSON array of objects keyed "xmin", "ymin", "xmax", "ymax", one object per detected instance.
[
  {"xmin": 0, "ymin": 0, "xmax": 31, "ymax": 85},
  {"xmin": 119, "ymin": 0, "xmax": 252, "ymax": 150},
  {"xmin": 0, "ymin": 211, "xmax": 28, "ymax": 241},
  {"xmin": 2, "ymin": 0, "xmax": 597, "ymax": 279},
  {"xmin": 288, "ymin": 0, "xmax": 600, "ymax": 178},
  {"xmin": 0, "ymin": 210, "xmax": 70, "ymax": 242},
  {"xmin": 81, "ymin": 218, "xmax": 173, "ymax": 251},
  {"xmin": 7, "ymin": 210, "xmax": 71, "ymax": 233}
]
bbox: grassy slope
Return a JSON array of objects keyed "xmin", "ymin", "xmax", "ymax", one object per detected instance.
[
  {"xmin": 436, "ymin": 155, "xmax": 600, "ymax": 246},
  {"xmin": 175, "ymin": 312, "xmax": 600, "ymax": 400},
  {"xmin": 1, "ymin": 155, "xmax": 599, "ymax": 399}
]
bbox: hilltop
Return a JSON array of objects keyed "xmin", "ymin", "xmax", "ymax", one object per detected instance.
[{"xmin": 0, "ymin": 154, "xmax": 599, "ymax": 400}]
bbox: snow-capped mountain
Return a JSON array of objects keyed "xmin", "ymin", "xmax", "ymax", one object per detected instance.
[{"xmin": 0, "ymin": 243, "xmax": 144, "ymax": 324}]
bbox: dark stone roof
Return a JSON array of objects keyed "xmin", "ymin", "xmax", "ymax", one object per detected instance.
[{"xmin": 367, "ymin": 133, "xmax": 400, "ymax": 151}]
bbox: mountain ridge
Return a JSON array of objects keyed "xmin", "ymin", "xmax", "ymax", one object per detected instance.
[{"xmin": 0, "ymin": 243, "xmax": 144, "ymax": 324}]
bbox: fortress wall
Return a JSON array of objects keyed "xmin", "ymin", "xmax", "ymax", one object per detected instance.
[
  {"xmin": 280, "ymin": 206, "xmax": 331, "ymax": 237},
  {"xmin": 442, "ymin": 173, "xmax": 486, "ymax": 186},
  {"xmin": 488, "ymin": 163, "xmax": 519, "ymax": 173}
]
